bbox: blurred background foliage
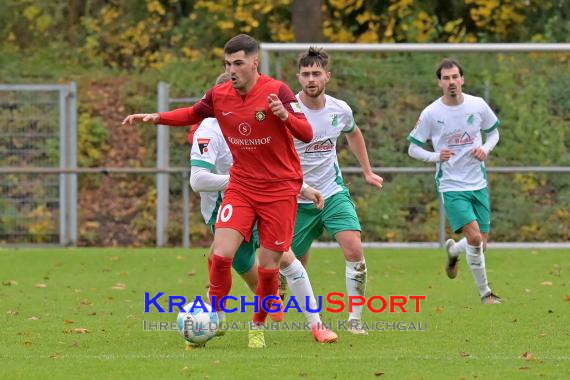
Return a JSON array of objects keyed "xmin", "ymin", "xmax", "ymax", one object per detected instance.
[{"xmin": 0, "ymin": 0, "xmax": 569, "ymax": 245}]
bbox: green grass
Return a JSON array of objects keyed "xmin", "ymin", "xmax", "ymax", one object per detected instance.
[{"xmin": 1, "ymin": 248, "xmax": 568, "ymax": 379}]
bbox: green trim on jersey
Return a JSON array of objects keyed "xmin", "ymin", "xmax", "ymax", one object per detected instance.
[
  {"xmin": 191, "ymin": 159, "xmax": 215, "ymax": 171},
  {"xmin": 483, "ymin": 119, "xmax": 500, "ymax": 133},
  {"xmin": 407, "ymin": 135, "xmax": 428, "ymax": 148},
  {"xmin": 207, "ymin": 192, "xmax": 223, "ymax": 225},
  {"xmin": 480, "ymin": 164, "xmax": 488, "ymax": 183},
  {"xmin": 334, "ymin": 163, "xmax": 345, "ymax": 187},
  {"xmin": 342, "ymin": 121, "xmax": 356, "ymax": 134},
  {"xmin": 435, "ymin": 165, "xmax": 443, "ymax": 192}
]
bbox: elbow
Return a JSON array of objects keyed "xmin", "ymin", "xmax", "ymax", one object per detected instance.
[
  {"xmin": 407, "ymin": 144, "xmax": 415, "ymax": 158},
  {"xmin": 189, "ymin": 175, "xmax": 202, "ymax": 192}
]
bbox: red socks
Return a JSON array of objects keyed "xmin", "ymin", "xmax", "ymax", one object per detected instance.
[
  {"xmin": 253, "ymin": 267, "xmax": 279, "ymax": 324},
  {"xmin": 208, "ymin": 254, "xmax": 233, "ymax": 311}
]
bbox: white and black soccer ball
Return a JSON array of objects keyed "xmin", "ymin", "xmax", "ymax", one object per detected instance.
[{"xmin": 176, "ymin": 301, "xmax": 219, "ymax": 345}]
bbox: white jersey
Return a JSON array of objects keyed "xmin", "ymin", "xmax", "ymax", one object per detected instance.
[
  {"xmin": 408, "ymin": 93, "xmax": 500, "ymax": 192},
  {"xmin": 294, "ymin": 94, "xmax": 356, "ymax": 203},
  {"xmin": 190, "ymin": 118, "xmax": 233, "ymax": 224}
]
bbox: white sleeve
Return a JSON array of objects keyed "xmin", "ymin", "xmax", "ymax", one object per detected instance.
[
  {"xmin": 407, "ymin": 109, "xmax": 432, "ymax": 148},
  {"xmin": 341, "ymin": 103, "xmax": 357, "ymax": 133},
  {"xmin": 408, "ymin": 143, "xmax": 440, "ymax": 163},
  {"xmin": 481, "ymin": 128, "xmax": 499, "ymax": 155},
  {"xmin": 189, "ymin": 166, "xmax": 229, "ymax": 192}
]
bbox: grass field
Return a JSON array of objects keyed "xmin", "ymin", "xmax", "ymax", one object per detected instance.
[{"xmin": 1, "ymin": 247, "xmax": 568, "ymax": 379}]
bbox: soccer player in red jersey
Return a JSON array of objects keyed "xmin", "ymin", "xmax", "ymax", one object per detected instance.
[{"xmin": 123, "ymin": 34, "xmax": 313, "ymax": 348}]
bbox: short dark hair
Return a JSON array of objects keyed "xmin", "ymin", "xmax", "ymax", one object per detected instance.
[
  {"xmin": 436, "ymin": 58, "xmax": 464, "ymax": 79},
  {"xmin": 224, "ymin": 34, "xmax": 259, "ymax": 55},
  {"xmin": 298, "ymin": 47, "xmax": 330, "ymax": 70}
]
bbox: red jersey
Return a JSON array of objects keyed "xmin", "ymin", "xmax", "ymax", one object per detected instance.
[{"xmin": 158, "ymin": 74, "xmax": 313, "ymax": 197}]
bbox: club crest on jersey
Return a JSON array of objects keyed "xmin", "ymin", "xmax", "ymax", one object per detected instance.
[
  {"xmin": 290, "ymin": 102, "xmax": 302, "ymax": 113},
  {"xmin": 305, "ymin": 138, "xmax": 334, "ymax": 154},
  {"xmin": 238, "ymin": 122, "xmax": 252, "ymax": 136},
  {"xmin": 197, "ymin": 138, "xmax": 211, "ymax": 154},
  {"xmin": 255, "ymin": 110, "xmax": 266, "ymax": 122}
]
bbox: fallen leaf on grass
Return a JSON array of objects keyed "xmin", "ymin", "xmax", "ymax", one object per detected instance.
[
  {"xmin": 176, "ymin": 255, "xmax": 185, "ymax": 261},
  {"xmin": 7, "ymin": 310, "xmax": 19, "ymax": 315},
  {"xmin": 64, "ymin": 320, "xmax": 75, "ymax": 324},
  {"xmin": 459, "ymin": 352, "xmax": 470, "ymax": 357},
  {"xmin": 24, "ymin": 341, "xmax": 32, "ymax": 346},
  {"xmin": 540, "ymin": 281, "xmax": 552, "ymax": 286},
  {"xmin": 538, "ymin": 332, "xmax": 547, "ymax": 338},
  {"xmin": 28, "ymin": 316, "xmax": 39, "ymax": 321},
  {"xmin": 564, "ymin": 295, "xmax": 570, "ymax": 302},
  {"xmin": 110, "ymin": 256, "xmax": 120, "ymax": 261},
  {"xmin": 73, "ymin": 328, "xmax": 90, "ymax": 334},
  {"xmin": 187, "ymin": 270, "xmax": 197, "ymax": 276},
  {"xmin": 2, "ymin": 280, "xmax": 18, "ymax": 286},
  {"xmin": 112, "ymin": 283, "xmax": 127, "ymax": 290},
  {"xmin": 80, "ymin": 299, "xmax": 92, "ymax": 306},
  {"xmin": 519, "ymin": 366, "xmax": 530, "ymax": 370},
  {"xmin": 35, "ymin": 283, "xmax": 47, "ymax": 288},
  {"xmin": 521, "ymin": 352, "xmax": 534, "ymax": 361},
  {"xmin": 50, "ymin": 353, "xmax": 62, "ymax": 360},
  {"xmin": 435, "ymin": 306, "xmax": 445, "ymax": 314},
  {"xmin": 374, "ymin": 371, "xmax": 385, "ymax": 377}
]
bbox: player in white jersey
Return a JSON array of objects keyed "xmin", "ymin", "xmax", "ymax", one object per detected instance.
[
  {"xmin": 189, "ymin": 73, "xmax": 338, "ymax": 345},
  {"xmin": 407, "ymin": 58, "xmax": 501, "ymax": 304},
  {"xmin": 289, "ymin": 47, "xmax": 384, "ymax": 335}
]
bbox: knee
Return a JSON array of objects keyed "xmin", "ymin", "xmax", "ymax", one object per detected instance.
[{"xmin": 343, "ymin": 241, "xmax": 364, "ymax": 262}]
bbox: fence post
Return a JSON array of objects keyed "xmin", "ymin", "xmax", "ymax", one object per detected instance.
[
  {"xmin": 68, "ymin": 82, "xmax": 78, "ymax": 245},
  {"xmin": 260, "ymin": 49, "xmax": 271, "ymax": 75},
  {"xmin": 182, "ymin": 173, "xmax": 190, "ymax": 249},
  {"xmin": 157, "ymin": 82, "xmax": 170, "ymax": 247},
  {"xmin": 59, "ymin": 87, "xmax": 68, "ymax": 245},
  {"xmin": 438, "ymin": 198, "xmax": 446, "ymax": 247}
]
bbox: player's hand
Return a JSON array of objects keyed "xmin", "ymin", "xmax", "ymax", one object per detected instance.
[
  {"xmin": 267, "ymin": 93, "xmax": 288, "ymax": 121},
  {"xmin": 439, "ymin": 148, "xmax": 455, "ymax": 162},
  {"xmin": 365, "ymin": 172, "xmax": 383, "ymax": 189},
  {"xmin": 472, "ymin": 147, "xmax": 487, "ymax": 161},
  {"xmin": 301, "ymin": 186, "xmax": 324, "ymax": 210},
  {"xmin": 122, "ymin": 113, "xmax": 160, "ymax": 126}
]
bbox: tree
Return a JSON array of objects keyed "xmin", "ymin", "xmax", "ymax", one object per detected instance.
[{"xmin": 292, "ymin": 0, "xmax": 324, "ymax": 42}]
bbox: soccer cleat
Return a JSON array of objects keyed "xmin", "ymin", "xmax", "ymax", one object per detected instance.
[
  {"xmin": 346, "ymin": 319, "xmax": 368, "ymax": 336},
  {"xmin": 445, "ymin": 239, "xmax": 459, "ymax": 279},
  {"xmin": 481, "ymin": 292, "xmax": 502, "ymax": 304},
  {"xmin": 278, "ymin": 272, "xmax": 288, "ymax": 301},
  {"xmin": 311, "ymin": 323, "xmax": 338, "ymax": 343},
  {"xmin": 248, "ymin": 327, "xmax": 266, "ymax": 348},
  {"xmin": 268, "ymin": 295, "xmax": 285, "ymax": 322}
]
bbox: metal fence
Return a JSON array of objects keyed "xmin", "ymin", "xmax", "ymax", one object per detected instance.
[
  {"xmin": 2, "ymin": 44, "xmax": 570, "ymax": 247},
  {"xmin": 0, "ymin": 83, "xmax": 77, "ymax": 245}
]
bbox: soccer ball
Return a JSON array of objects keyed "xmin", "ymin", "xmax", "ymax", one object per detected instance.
[{"xmin": 176, "ymin": 301, "xmax": 219, "ymax": 345}]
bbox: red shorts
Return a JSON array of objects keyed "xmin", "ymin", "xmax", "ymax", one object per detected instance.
[{"xmin": 215, "ymin": 186, "xmax": 298, "ymax": 252}]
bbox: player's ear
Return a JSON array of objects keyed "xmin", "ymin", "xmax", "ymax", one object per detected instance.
[
  {"xmin": 325, "ymin": 71, "xmax": 332, "ymax": 82},
  {"xmin": 252, "ymin": 54, "xmax": 259, "ymax": 71}
]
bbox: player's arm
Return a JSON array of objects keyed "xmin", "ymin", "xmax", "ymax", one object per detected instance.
[
  {"xmin": 189, "ymin": 166, "xmax": 229, "ymax": 192},
  {"xmin": 269, "ymin": 85, "xmax": 313, "ymax": 143},
  {"xmin": 473, "ymin": 107, "xmax": 501, "ymax": 161},
  {"xmin": 122, "ymin": 90, "xmax": 214, "ymax": 127},
  {"xmin": 345, "ymin": 127, "xmax": 383, "ymax": 189},
  {"xmin": 407, "ymin": 112, "xmax": 453, "ymax": 162}
]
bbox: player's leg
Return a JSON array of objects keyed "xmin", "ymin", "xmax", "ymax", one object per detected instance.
[
  {"xmin": 211, "ymin": 188, "xmax": 256, "ymax": 321},
  {"xmin": 280, "ymin": 249, "xmax": 337, "ymax": 343},
  {"xmin": 291, "ymin": 202, "xmax": 325, "ymax": 268},
  {"xmin": 442, "ymin": 191, "xmax": 477, "ymax": 279},
  {"xmin": 323, "ymin": 190, "xmax": 368, "ymax": 335},
  {"xmin": 247, "ymin": 196, "xmax": 296, "ymax": 348},
  {"xmin": 472, "ymin": 189, "xmax": 501, "ymax": 304}
]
